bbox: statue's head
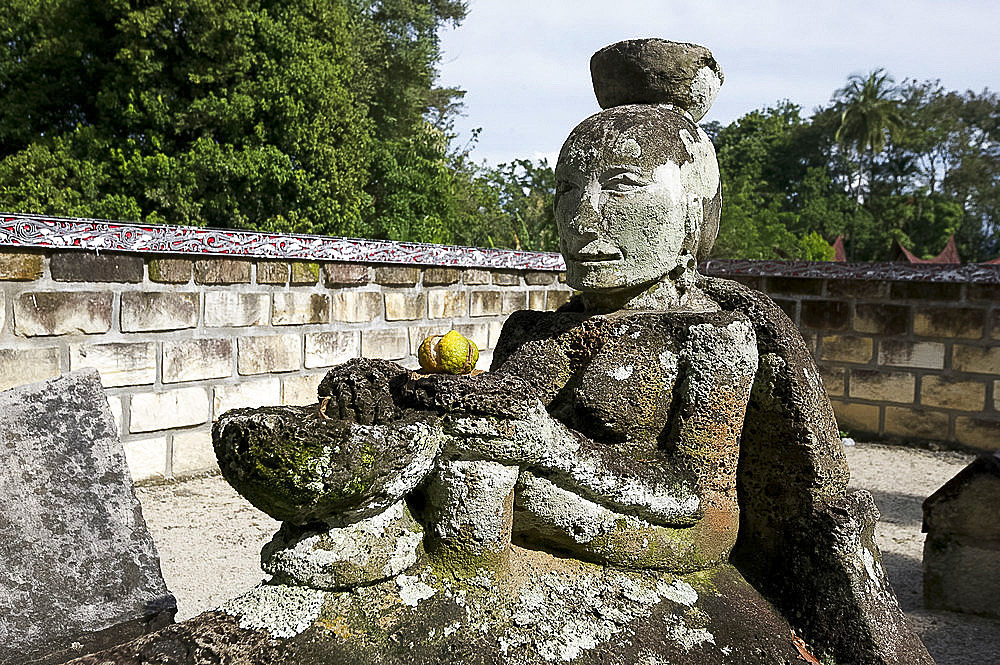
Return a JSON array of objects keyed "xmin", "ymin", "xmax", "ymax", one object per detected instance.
[
  {"xmin": 554, "ymin": 38, "xmax": 723, "ymax": 297},
  {"xmin": 554, "ymin": 104, "xmax": 721, "ymax": 293}
]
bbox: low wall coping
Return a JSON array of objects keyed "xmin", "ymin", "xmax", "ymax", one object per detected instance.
[
  {"xmin": 703, "ymin": 258, "xmax": 1000, "ymax": 285},
  {"xmin": 0, "ymin": 212, "xmax": 565, "ymax": 272}
]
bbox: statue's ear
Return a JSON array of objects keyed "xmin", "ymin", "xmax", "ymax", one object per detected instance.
[{"xmin": 697, "ymin": 181, "xmax": 722, "ymax": 262}]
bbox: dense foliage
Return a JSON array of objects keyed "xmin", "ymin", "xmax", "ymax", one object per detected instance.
[{"xmin": 1, "ymin": 6, "xmax": 995, "ymax": 260}]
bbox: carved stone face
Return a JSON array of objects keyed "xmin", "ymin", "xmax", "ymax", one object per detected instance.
[{"xmin": 554, "ymin": 105, "xmax": 721, "ymax": 293}]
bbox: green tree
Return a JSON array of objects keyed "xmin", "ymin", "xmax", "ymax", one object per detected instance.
[
  {"xmin": 0, "ymin": 0, "xmax": 471, "ymax": 240},
  {"xmin": 833, "ymin": 68, "xmax": 903, "ymax": 206}
]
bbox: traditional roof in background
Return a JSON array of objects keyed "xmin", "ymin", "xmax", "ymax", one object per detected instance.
[{"xmin": 891, "ymin": 235, "xmax": 961, "ymax": 264}]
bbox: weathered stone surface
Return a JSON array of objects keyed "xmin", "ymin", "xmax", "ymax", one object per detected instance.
[
  {"xmin": 290, "ymin": 262, "xmax": 320, "ymax": 285},
  {"xmin": 147, "ymin": 258, "xmax": 192, "ymax": 284},
  {"xmin": 361, "ymin": 328, "xmax": 409, "ymax": 360},
  {"xmin": 262, "ymin": 500, "xmax": 425, "ymax": 590},
  {"xmin": 213, "ymin": 379, "xmax": 282, "ymax": 416},
  {"xmin": 914, "ymin": 306, "xmax": 985, "ymax": 339},
  {"xmin": 463, "ymin": 268, "xmax": 490, "ymax": 285},
  {"xmin": 257, "ymin": 261, "xmax": 288, "ymax": 284},
  {"xmin": 524, "ymin": 271, "xmax": 556, "ymax": 286},
  {"xmin": 952, "ymin": 344, "xmax": 1000, "ymax": 374},
  {"xmin": 71, "ymin": 342, "xmax": 157, "ymax": 387},
  {"xmin": 238, "ymin": 334, "xmax": 301, "ymax": 374},
  {"xmin": 51, "ymin": 251, "xmax": 144, "ymax": 283},
  {"xmin": 305, "ymin": 331, "xmax": 360, "ymax": 369},
  {"xmin": 590, "ymin": 38, "xmax": 723, "ymax": 121},
  {"xmin": 204, "ymin": 291, "xmax": 268, "ymax": 327},
  {"xmin": 323, "ymin": 263, "xmax": 370, "ymax": 286},
  {"xmin": 272, "ymin": 292, "xmax": 330, "ymax": 325},
  {"xmin": 213, "ymin": 403, "xmax": 444, "ymax": 525},
  {"xmin": 121, "ymin": 292, "xmax": 198, "ymax": 332},
  {"xmin": 15, "ymin": 291, "xmax": 113, "ymax": 336},
  {"xmin": 0, "ymin": 371, "xmax": 175, "ymax": 665},
  {"xmin": 528, "ymin": 290, "xmax": 546, "ymax": 311},
  {"xmin": 331, "ymin": 291, "xmax": 381, "ymax": 322},
  {"xmin": 0, "ymin": 346, "xmax": 61, "ymax": 391},
  {"xmin": 194, "ymin": 259, "xmax": 251, "ymax": 284},
  {"xmin": 163, "ymin": 338, "xmax": 233, "ymax": 383},
  {"xmin": 281, "ymin": 373, "xmax": 325, "ymax": 406},
  {"xmin": 878, "ymin": 339, "xmax": 945, "ymax": 369},
  {"xmin": 883, "ymin": 406, "xmax": 948, "ymax": 439},
  {"xmin": 831, "ymin": 399, "xmax": 881, "ymax": 435},
  {"xmin": 923, "ymin": 453, "xmax": 1000, "ymax": 618},
  {"xmin": 384, "ymin": 292, "xmax": 426, "ymax": 321},
  {"xmin": 373, "ymin": 266, "xmax": 421, "ymax": 287},
  {"xmin": 0, "ymin": 250, "xmax": 44, "ymax": 280},
  {"xmin": 920, "ymin": 375, "xmax": 986, "ymax": 411},
  {"xmin": 492, "ymin": 271, "xmax": 520, "ymax": 286},
  {"xmin": 427, "ymin": 289, "xmax": 466, "ymax": 318},
  {"xmin": 66, "ymin": 559, "xmax": 818, "ymax": 665},
  {"xmin": 123, "ymin": 437, "xmax": 168, "ymax": 482},
  {"xmin": 422, "ymin": 268, "xmax": 460, "ymax": 286},
  {"xmin": 130, "ymin": 387, "xmax": 210, "ymax": 432},
  {"xmin": 469, "ymin": 290, "xmax": 502, "ymax": 316},
  {"xmin": 850, "ymin": 368, "xmax": 916, "ymax": 403},
  {"xmin": 820, "ymin": 334, "xmax": 874, "ymax": 363},
  {"xmin": 854, "ymin": 303, "xmax": 909, "ymax": 336}
]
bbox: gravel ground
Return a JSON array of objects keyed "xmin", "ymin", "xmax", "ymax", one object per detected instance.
[{"xmin": 135, "ymin": 442, "xmax": 1000, "ymax": 664}]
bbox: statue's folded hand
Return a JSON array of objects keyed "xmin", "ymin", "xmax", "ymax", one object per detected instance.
[{"xmin": 317, "ymin": 358, "xmax": 408, "ymax": 425}]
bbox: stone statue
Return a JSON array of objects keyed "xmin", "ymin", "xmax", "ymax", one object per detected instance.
[{"xmin": 67, "ymin": 39, "xmax": 934, "ymax": 665}]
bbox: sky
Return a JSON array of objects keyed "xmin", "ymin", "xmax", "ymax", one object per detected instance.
[{"xmin": 436, "ymin": 0, "xmax": 1000, "ymax": 166}]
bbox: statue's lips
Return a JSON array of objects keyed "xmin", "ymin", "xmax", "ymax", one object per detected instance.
[{"xmin": 569, "ymin": 253, "xmax": 622, "ymax": 264}]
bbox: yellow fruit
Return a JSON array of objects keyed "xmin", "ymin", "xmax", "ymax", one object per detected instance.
[{"xmin": 417, "ymin": 330, "xmax": 479, "ymax": 375}]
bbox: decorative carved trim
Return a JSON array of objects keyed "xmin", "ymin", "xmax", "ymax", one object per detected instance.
[
  {"xmin": 702, "ymin": 258, "xmax": 1000, "ymax": 284},
  {"xmin": 0, "ymin": 213, "xmax": 566, "ymax": 271}
]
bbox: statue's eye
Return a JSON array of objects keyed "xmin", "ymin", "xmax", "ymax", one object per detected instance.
[
  {"xmin": 555, "ymin": 180, "xmax": 578, "ymax": 198},
  {"xmin": 602, "ymin": 171, "xmax": 648, "ymax": 193}
]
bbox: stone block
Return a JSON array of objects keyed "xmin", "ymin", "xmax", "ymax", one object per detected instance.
[
  {"xmin": 920, "ymin": 376, "xmax": 987, "ymax": 411},
  {"xmin": 51, "ymin": 251, "xmax": 143, "ymax": 283},
  {"xmin": 966, "ymin": 284, "xmax": 1000, "ymax": 302},
  {"xmin": 953, "ymin": 345, "xmax": 1000, "ymax": 375},
  {"xmin": 373, "ymin": 266, "xmax": 421, "ymax": 287},
  {"xmin": 214, "ymin": 379, "xmax": 282, "ymax": 417},
  {"xmin": 854, "ymin": 304, "xmax": 909, "ymax": 336},
  {"xmin": 361, "ymin": 328, "xmax": 409, "ymax": 360},
  {"xmin": 106, "ymin": 395, "xmax": 122, "ymax": 437},
  {"xmin": 525, "ymin": 271, "xmax": 557, "ymax": 286},
  {"xmin": 877, "ymin": 340, "xmax": 945, "ymax": 369},
  {"xmin": 830, "ymin": 400, "xmax": 880, "ymax": 435},
  {"xmin": 0, "ymin": 250, "xmax": 44, "ymax": 280},
  {"xmin": 121, "ymin": 291, "xmax": 199, "ymax": 331},
  {"xmin": 502, "ymin": 290, "xmax": 528, "ymax": 313},
  {"xmin": 820, "ymin": 335, "xmax": 873, "ymax": 364},
  {"xmin": 801, "ymin": 299, "xmax": 849, "ymax": 331},
  {"xmin": 454, "ymin": 322, "xmax": 489, "ymax": 352},
  {"xmin": 272, "ymin": 292, "xmax": 330, "ymax": 325},
  {"xmin": 825, "ymin": 279, "xmax": 889, "ymax": 299},
  {"xmin": 282, "ymin": 374, "xmax": 325, "ymax": 406},
  {"xmin": 257, "ymin": 261, "xmax": 288, "ymax": 284},
  {"xmin": 818, "ymin": 366, "xmax": 845, "ymax": 397},
  {"xmin": 470, "ymin": 290, "xmax": 503, "ymax": 317},
  {"xmin": 849, "ymin": 369, "xmax": 915, "ymax": 404},
  {"xmin": 204, "ymin": 292, "xmax": 268, "ymax": 327},
  {"xmin": 408, "ymin": 325, "xmax": 437, "ymax": 355},
  {"xmin": 0, "ymin": 371, "xmax": 175, "ymax": 664},
  {"xmin": 305, "ymin": 331, "xmax": 360, "ymax": 368},
  {"xmin": 123, "ymin": 437, "xmax": 169, "ymax": 482},
  {"xmin": 0, "ymin": 347, "xmax": 61, "ymax": 391},
  {"xmin": 488, "ymin": 320, "xmax": 506, "ymax": 349},
  {"xmin": 924, "ymin": 540, "xmax": 1000, "ymax": 617},
  {"xmin": 238, "ymin": 334, "xmax": 301, "ymax": 374},
  {"xmin": 194, "ymin": 259, "xmax": 251, "ymax": 284},
  {"xmin": 332, "ymin": 291, "xmax": 382, "ymax": 322},
  {"xmin": 547, "ymin": 290, "xmax": 573, "ymax": 310},
  {"xmin": 428, "ymin": 290, "xmax": 467, "ymax": 319},
  {"xmin": 463, "ymin": 269, "xmax": 491, "ymax": 285},
  {"xmin": 890, "ymin": 282, "xmax": 959, "ymax": 301},
  {"xmin": 384, "ymin": 292, "xmax": 426, "ymax": 321},
  {"xmin": 70, "ymin": 342, "xmax": 156, "ymax": 387},
  {"xmin": 130, "ymin": 387, "xmax": 210, "ymax": 432},
  {"xmin": 883, "ymin": 406, "xmax": 949, "ymax": 440},
  {"xmin": 528, "ymin": 290, "xmax": 546, "ymax": 311},
  {"xmin": 953, "ymin": 417, "xmax": 1000, "ymax": 452},
  {"xmin": 323, "ymin": 263, "xmax": 370, "ymax": 286},
  {"xmin": 290, "ymin": 262, "xmax": 320, "ymax": 285},
  {"xmin": 163, "ymin": 339, "xmax": 234, "ymax": 383},
  {"xmin": 148, "ymin": 258, "xmax": 192, "ymax": 283},
  {"xmin": 14, "ymin": 291, "xmax": 113, "ymax": 336},
  {"xmin": 423, "ymin": 268, "xmax": 461, "ymax": 286},
  {"xmin": 765, "ymin": 277, "xmax": 824, "ymax": 296},
  {"xmin": 170, "ymin": 429, "xmax": 218, "ymax": 476},
  {"xmin": 914, "ymin": 307, "xmax": 985, "ymax": 340},
  {"xmin": 492, "ymin": 271, "xmax": 521, "ymax": 286}
]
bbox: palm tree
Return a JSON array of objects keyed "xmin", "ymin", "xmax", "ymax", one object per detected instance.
[{"xmin": 834, "ymin": 68, "xmax": 904, "ymax": 206}]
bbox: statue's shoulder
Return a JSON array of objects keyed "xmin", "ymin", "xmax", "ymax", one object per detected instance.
[{"xmin": 698, "ymin": 275, "xmax": 801, "ymax": 356}]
